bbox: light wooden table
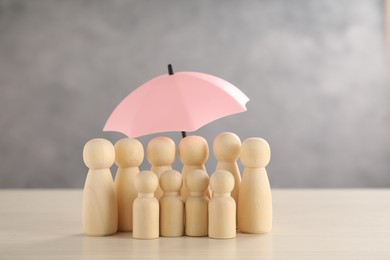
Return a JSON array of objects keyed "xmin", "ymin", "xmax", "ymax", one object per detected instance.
[{"xmin": 0, "ymin": 190, "xmax": 389, "ymax": 259}]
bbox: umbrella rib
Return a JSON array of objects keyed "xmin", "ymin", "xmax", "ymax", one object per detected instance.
[{"xmin": 175, "ymin": 77, "xmax": 195, "ymax": 132}]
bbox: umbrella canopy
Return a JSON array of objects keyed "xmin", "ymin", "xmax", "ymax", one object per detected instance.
[{"xmin": 104, "ymin": 66, "xmax": 249, "ymax": 138}]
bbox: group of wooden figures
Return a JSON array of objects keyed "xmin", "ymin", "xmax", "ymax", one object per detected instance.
[{"xmin": 82, "ymin": 132, "xmax": 272, "ymax": 239}]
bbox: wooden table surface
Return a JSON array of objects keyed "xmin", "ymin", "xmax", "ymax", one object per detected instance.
[{"xmin": 0, "ymin": 189, "xmax": 389, "ymax": 259}]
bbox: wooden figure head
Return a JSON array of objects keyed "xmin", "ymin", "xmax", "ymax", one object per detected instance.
[
  {"xmin": 210, "ymin": 170, "xmax": 234, "ymax": 194},
  {"xmin": 83, "ymin": 138, "xmax": 115, "ymax": 170},
  {"xmin": 114, "ymin": 138, "xmax": 144, "ymax": 168},
  {"xmin": 147, "ymin": 136, "xmax": 176, "ymax": 166},
  {"xmin": 213, "ymin": 132, "xmax": 241, "ymax": 162},
  {"xmin": 186, "ymin": 169, "xmax": 209, "ymax": 193},
  {"xmin": 135, "ymin": 171, "xmax": 159, "ymax": 194},
  {"xmin": 179, "ymin": 136, "xmax": 209, "ymax": 165},
  {"xmin": 160, "ymin": 170, "xmax": 182, "ymax": 193},
  {"xmin": 240, "ymin": 138, "xmax": 271, "ymax": 168}
]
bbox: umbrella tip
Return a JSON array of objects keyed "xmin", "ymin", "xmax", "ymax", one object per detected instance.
[{"xmin": 168, "ymin": 64, "xmax": 174, "ymax": 75}]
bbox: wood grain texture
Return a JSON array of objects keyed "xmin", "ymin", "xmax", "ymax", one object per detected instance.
[{"xmin": 0, "ymin": 190, "xmax": 389, "ymax": 259}]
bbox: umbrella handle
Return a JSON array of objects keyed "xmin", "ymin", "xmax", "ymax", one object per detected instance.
[
  {"xmin": 168, "ymin": 64, "xmax": 185, "ymax": 139},
  {"xmin": 168, "ymin": 64, "xmax": 174, "ymax": 75},
  {"xmin": 169, "ymin": 64, "xmax": 185, "ymax": 138}
]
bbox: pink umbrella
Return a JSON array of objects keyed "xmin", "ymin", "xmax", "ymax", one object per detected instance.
[{"xmin": 104, "ymin": 65, "xmax": 249, "ymax": 138}]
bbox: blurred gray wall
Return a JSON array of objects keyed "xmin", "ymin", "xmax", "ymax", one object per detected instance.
[{"xmin": 0, "ymin": 0, "xmax": 389, "ymax": 188}]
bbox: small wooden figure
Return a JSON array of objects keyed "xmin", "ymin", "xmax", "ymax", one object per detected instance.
[
  {"xmin": 114, "ymin": 138, "xmax": 144, "ymax": 232},
  {"xmin": 185, "ymin": 169, "xmax": 209, "ymax": 237},
  {"xmin": 179, "ymin": 136, "xmax": 211, "ymax": 201},
  {"xmin": 133, "ymin": 171, "xmax": 159, "ymax": 239},
  {"xmin": 213, "ymin": 132, "xmax": 241, "ymax": 212},
  {"xmin": 238, "ymin": 138, "xmax": 272, "ymax": 234},
  {"xmin": 147, "ymin": 136, "xmax": 176, "ymax": 199},
  {"xmin": 209, "ymin": 170, "xmax": 236, "ymax": 239},
  {"xmin": 159, "ymin": 170, "xmax": 184, "ymax": 237},
  {"xmin": 82, "ymin": 138, "xmax": 118, "ymax": 236}
]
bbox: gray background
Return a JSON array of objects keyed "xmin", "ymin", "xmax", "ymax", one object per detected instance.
[{"xmin": 0, "ymin": 0, "xmax": 389, "ymax": 188}]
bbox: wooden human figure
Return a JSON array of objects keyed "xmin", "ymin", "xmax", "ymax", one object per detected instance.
[
  {"xmin": 179, "ymin": 136, "xmax": 211, "ymax": 201},
  {"xmin": 114, "ymin": 138, "xmax": 144, "ymax": 232},
  {"xmin": 147, "ymin": 136, "xmax": 176, "ymax": 199},
  {"xmin": 133, "ymin": 171, "xmax": 159, "ymax": 239},
  {"xmin": 159, "ymin": 170, "xmax": 184, "ymax": 237},
  {"xmin": 82, "ymin": 138, "xmax": 118, "ymax": 236},
  {"xmin": 238, "ymin": 138, "xmax": 272, "ymax": 234},
  {"xmin": 185, "ymin": 169, "xmax": 209, "ymax": 237},
  {"xmin": 213, "ymin": 132, "xmax": 241, "ymax": 208},
  {"xmin": 209, "ymin": 170, "xmax": 236, "ymax": 239}
]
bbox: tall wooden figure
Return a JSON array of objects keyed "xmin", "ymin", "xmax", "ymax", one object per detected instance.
[
  {"xmin": 238, "ymin": 138, "xmax": 272, "ymax": 233},
  {"xmin": 209, "ymin": 170, "xmax": 236, "ymax": 239},
  {"xmin": 147, "ymin": 137, "xmax": 176, "ymax": 199},
  {"xmin": 114, "ymin": 138, "xmax": 144, "ymax": 232},
  {"xmin": 133, "ymin": 171, "xmax": 159, "ymax": 239},
  {"xmin": 179, "ymin": 136, "xmax": 211, "ymax": 201},
  {"xmin": 82, "ymin": 138, "xmax": 118, "ymax": 236},
  {"xmin": 185, "ymin": 169, "xmax": 209, "ymax": 237},
  {"xmin": 213, "ymin": 132, "xmax": 241, "ymax": 218},
  {"xmin": 160, "ymin": 170, "xmax": 184, "ymax": 237}
]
